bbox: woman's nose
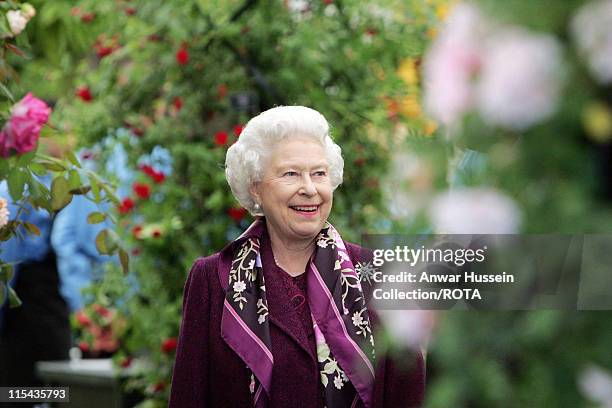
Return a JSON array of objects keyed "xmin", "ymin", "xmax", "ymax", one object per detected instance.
[{"xmin": 299, "ymin": 174, "xmax": 317, "ymax": 196}]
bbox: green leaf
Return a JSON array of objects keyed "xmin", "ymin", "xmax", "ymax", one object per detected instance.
[
  {"xmin": 95, "ymin": 229, "xmax": 119, "ymax": 255},
  {"xmin": 22, "ymin": 222, "xmax": 41, "ymax": 236},
  {"xmin": 8, "ymin": 286, "xmax": 22, "ymax": 308},
  {"xmin": 7, "ymin": 169, "xmax": 27, "ymax": 201},
  {"xmin": 0, "ymin": 159, "xmax": 9, "ymax": 178},
  {"xmin": 50, "ymin": 175, "xmax": 73, "ymax": 211},
  {"xmin": 17, "ymin": 149, "xmax": 37, "ymax": 167},
  {"xmin": 95, "ymin": 230, "xmax": 110, "ymax": 254},
  {"xmin": 28, "ymin": 177, "xmax": 52, "ymax": 212},
  {"xmin": 67, "ymin": 169, "xmax": 81, "ymax": 191},
  {"xmin": 29, "ymin": 162, "xmax": 47, "ymax": 176},
  {"xmin": 100, "ymin": 183, "xmax": 120, "ymax": 205},
  {"xmin": 0, "ymin": 264, "xmax": 14, "ymax": 282},
  {"xmin": 65, "ymin": 151, "xmax": 81, "ymax": 168},
  {"xmin": 118, "ymin": 248, "xmax": 129, "ymax": 275},
  {"xmin": 87, "ymin": 212, "xmax": 107, "ymax": 224},
  {"xmin": 69, "ymin": 185, "xmax": 92, "ymax": 195},
  {"xmin": 0, "ymin": 82, "xmax": 14, "ymax": 102}
]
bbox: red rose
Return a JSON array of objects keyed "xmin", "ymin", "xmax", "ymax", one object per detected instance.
[
  {"xmin": 92, "ymin": 304, "xmax": 112, "ymax": 318},
  {"xmin": 75, "ymin": 311, "xmax": 92, "ymax": 327},
  {"xmin": 133, "ymin": 182, "xmax": 151, "ymax": 199},
  {"xmin": 151, "ymin": 229, "xmax": 162, "ymax": 238},
  {"xmin": 125, "ymin": 7, "xmax": 136, "ymax": 16},
  {"xmin": 161, "ymin": 337, "xmax": 177, "ymax": 354},
  {"xmin": 214, "ymin": 131, "xmax": 228, "ymax": 146},
  {"xmin": 120, "ymin": 356, "xmax": 134, "ymax": 368},
  {"xmin": 132, "ymin": 225, "xmax": 143, "ymax": 239},
  {"xmin": 118, "ymin": 197, "xmax": 135, "ymax": 214},
  {"xmin": 233, "ymin": 125, "xmax": 243, "ymax": 137},
  {"xmin": 76, "ymin": 86, "xmax": 93, "ymax": 102},
  {"xmin": 173, "ymin": 96, "xmax": 183, "ymax": 111},
  {"xmin": 78, "ymin": 341, "xmax": 90, "ymax": 352},
  {"xmin": 95, "ymin": 44, "xmax": 115, "ymax": 58},
  {"xmin": 176, "ymin": 45, "xmax": 189, "ymax": 65},
  {"xmin": 153, "ymin": 382, "xmax": 166, "ymax": 393},
  {"xmin": 152, "ymin": 172, "xmax": 165, "ymax": 184},
  {"xmin": 80, "ymin": 12, "xmax": 95, "ymax": 23},
  {"xmin": 228, "ymin": 207, "xmax": 247, "ymax": 222}
]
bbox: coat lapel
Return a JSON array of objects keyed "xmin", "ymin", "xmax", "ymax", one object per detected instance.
[{"xmin": 216, "ymin": 225, "xmax": 316, "ymax": 363}]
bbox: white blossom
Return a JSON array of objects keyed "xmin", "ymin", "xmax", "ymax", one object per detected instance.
[
  {"xmin": 571, "ymin": 0, "xmax": 612, "ymax": 84},
  {"xmin": 578, "ymin": 365, "xmax": 612, "ymax": 407},
  {"xmin": 378, "ymin": 310, "xmax": 438, "ymax": 350},
  {"xmin": 233, "ymin": 281, "xmax": 247, "ymax": 293},
  {"xmin": 477, "ymin": 28, "xmax": 564, "ymax": 130},
  {"xmin": 429, "ymin": 188, "xmax": 522, "ymax": 234},
  {"xmin": 0, "ymin": 198, "xmax": 9, "ymax": 228},
  {"xmin": 6, "ymin": 10, "xmax": 28, "ymax": 36}
]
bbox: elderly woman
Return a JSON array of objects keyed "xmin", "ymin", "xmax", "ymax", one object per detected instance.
[{"xmin": 169, "ymin": 106, "xmax": 425, "ymax": 407}]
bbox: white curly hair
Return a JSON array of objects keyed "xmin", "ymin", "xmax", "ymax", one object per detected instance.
[{"xmin": 225, "ymin": 106, "xmax": 344, "ymax": 216}]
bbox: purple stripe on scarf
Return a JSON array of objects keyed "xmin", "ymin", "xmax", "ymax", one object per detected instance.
[
  {"xmin": 307, "ymin": 262, "xmax": 375, "ymax": 407},
  {"xmin": 254, "ymin": 384, "xmax": 265, "ymax": 408},
  {"xmin": 221, "ymin": 300, "xmax": 273, "ymax": 393}
]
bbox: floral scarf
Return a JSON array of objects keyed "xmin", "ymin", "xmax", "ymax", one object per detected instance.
[{"xmin": 220, "ymin": 218, "xmax": 376, "ymax": 407}]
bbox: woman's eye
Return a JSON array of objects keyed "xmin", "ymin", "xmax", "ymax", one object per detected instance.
[
  {"xmin": 314, "ymin": 171, "xmax": 327, "ymax": 177},
  {"xmin": 283, "ymin": 171, "xmax": 298, "ymax": 177}
]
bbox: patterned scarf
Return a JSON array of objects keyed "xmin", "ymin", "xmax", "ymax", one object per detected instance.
[{"xmin": 220, "ymin": 219, "xmax": 376, "ymax": 407}]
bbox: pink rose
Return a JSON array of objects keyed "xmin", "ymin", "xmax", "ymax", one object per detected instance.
[{"xmin": 0, "ymin": 93, "xmax": 51, "ymax": 158}]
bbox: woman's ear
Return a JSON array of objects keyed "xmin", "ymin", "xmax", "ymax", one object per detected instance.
[{"xmin": 249, "ymin": 182, "xmax": 261, "ymax": 206}]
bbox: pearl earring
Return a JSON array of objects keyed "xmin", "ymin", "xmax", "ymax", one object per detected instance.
[{"xmin": 253, "ymin": 203, "xmax": 261, "ymax": 212}]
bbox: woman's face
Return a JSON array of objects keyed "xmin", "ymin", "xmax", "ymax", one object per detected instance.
[{"xmin": 251, "ymin": 135, "xmax": 333, "ymax": 243}]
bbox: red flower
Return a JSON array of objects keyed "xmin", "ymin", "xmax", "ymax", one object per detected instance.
[
  {"xmin": 214, "ymin": 131, "xmax": 228, "ymax": 146},
  {"xmin": 176, "ymin": 45, "xmax": 189, "ymax": 65},
  {"xmin": 161, "ymin": 337, "xmax": 177, "ymax": 354},
  {"xmin": 76, "ymin": 86, "xmax": 93, "ymax": 102},
  {"xmin": 125, "ymin": 7, "xmax": 137, "ymax": 16},
  {"xmin": 75, "ymin": 311, "xmax": 92, "ymax": 327},
  {"xmin": 233, "ymin": 124, "xmax": 243, "ymax": 137},
  {"xmin": 153, "ymin": 382, "xmax": 166, "ymax": 393},
  {"xmin": 80, "ymin": 12, "xmax": 95, "ymax": 23},
  {"xmin": 132, "ymin": 225, "xmax": 143, "ymax": 239},
  {"xmin": 173, "ymin": 96, "xmax": 183, "ymax": 111},
  {"xmin": 152, "ymin": 229, "xmax": 162, "ymax": 238},
  {"xmin": 118, "ymin": 197, "xmax": 135, "ymax": 214},
  {"xmin": 92, "ymin": 304, "xmax": 112, "ymax": 318},
  {"xmin": 228, "ymin": 207, "xmax": 248, "ymax": 222},
  {"xmin": 95, "ymin": 44, "xmax": 115, "ymax": 58},
  {"xmin": 133, "ymin": 182, "xmax": 151, "ymax": 199},
  {"xmin": 120, "ymin": 356, "xmax": 134, "ymax": 368},
  {"xmin": 78, "ymin": 341, "xmax": 90, "ymax": 352},
  {"xmin": 131, "ymin": 127, "xmax": 144, "ymax": 137},
  {"xmin": 140, "ymin": 165, "xmax": 166, "ymax": 184}
]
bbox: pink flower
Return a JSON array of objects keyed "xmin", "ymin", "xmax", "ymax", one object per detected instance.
[
  {"xmin": 422, "ymin": 4, "xmax": 484, "ymax": 125},
  {"xmin": 0, "ymin": 93, "xmax": 51, "ymax": 158}
]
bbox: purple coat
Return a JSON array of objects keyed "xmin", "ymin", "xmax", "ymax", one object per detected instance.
[{"xmin": 169, "ymin": 239, "xmax": 425, "ymax": 407}]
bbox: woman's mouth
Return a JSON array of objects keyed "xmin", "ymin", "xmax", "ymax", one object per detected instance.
[{"xmin": 289, "ymin": 205, "xmax": 320, "ymax": 216}]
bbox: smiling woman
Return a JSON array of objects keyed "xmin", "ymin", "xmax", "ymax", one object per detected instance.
[{"xmin": 169, "ymin": 106, "xmax": 425, "ymax": 408}]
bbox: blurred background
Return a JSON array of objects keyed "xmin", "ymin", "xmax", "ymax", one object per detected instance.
[{"xmin": 1, "ymin": 0, "xmax": 612, "ymax": 407}]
